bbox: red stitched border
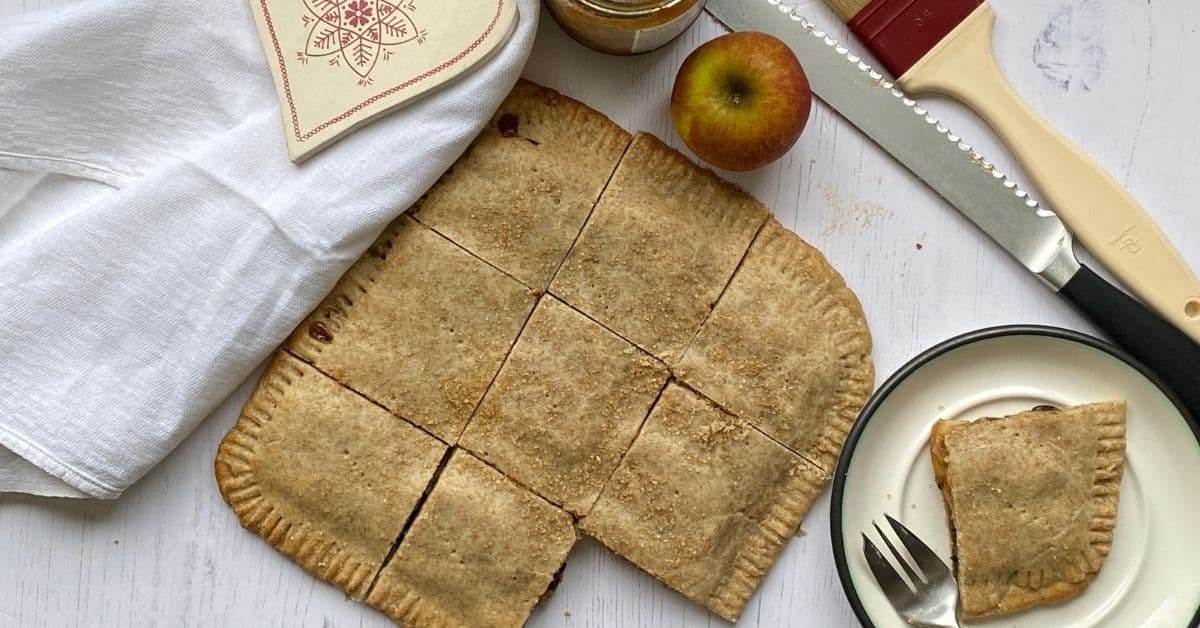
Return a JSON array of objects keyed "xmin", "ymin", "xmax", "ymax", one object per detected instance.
[{"xmin": 259, "ymin": 0, "xmax": 507, "ymax": 142}]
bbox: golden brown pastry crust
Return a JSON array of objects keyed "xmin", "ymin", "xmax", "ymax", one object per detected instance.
[
  {"xmin": 218, "ymin": 82, "xmax": 876, "ymax": 625},
  {"xmin": 550, "ymin": 132, "xmax": 769, "ymax": 364},
  {"xmin": 287, "ymin": 215, "xmax": 536, "ymax": 442},
  {"xmin": 677, "ymin": 219, "xmax": 874, "ymax": 472},
  {"xmin": 366, "ymin": 450, "xmax": 576, "ymax": 628},
  {"xmin": 581, "ymin": 384, "xmax": 830, "ymax": 622},
  {"xmin": 930, "ymin": 402, "xmax": 1126, "ymax": 619},
  {"xmin": 215, "ymin": 352, "xmax": 447, "ymax": 599},
  {"xmin": 414, "ymin": 80, "xmax": 631, "ymax": 290},
  {"xmin": 459, "ymin": 295, "xmax": 669, "ymax": 516}
]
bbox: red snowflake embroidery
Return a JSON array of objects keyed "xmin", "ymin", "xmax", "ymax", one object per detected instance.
[
  {"xmin": 344, "ymin": 0, "xmax": 372, "ymax": 27},
  {"xmin": 298, "ymin": 0, "xmax": 427, "ymax": 86}
]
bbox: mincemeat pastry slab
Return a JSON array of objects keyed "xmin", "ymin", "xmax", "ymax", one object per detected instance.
[
  {"xmin": 219, "ymin": 81, "xmax": 877, "ymax": 626},
  {"xmin": 287, "ymin": 215, "xmax": 536, "ymax": 443},
  {"xmin": 459, "ymin": 295, "xmax": 669, "ymax": 516},
  {"xmin": 414, "ymin": 80, "xmax": 631, "ymax": 290},
  {"xmin": 930, "ymin": 401, "xmax": 1127, "ymax": 618},
  {"xmin": 550, "ymin": 132, "xmax": 769, "ymax": 364},
  {"xmin": 676, "ymin": 219, "xmax": 874, "ymax": 472},
  {"xmin": 367, "ymin": 449, "xmax": 577, "ymax": 627},
  {"xmin": 582, "ymin": 383, "xmax": 830, "ymax": 621},
  {"xmin": 215, "ymin": 352, "xmax": 447, "ymax": 600}
]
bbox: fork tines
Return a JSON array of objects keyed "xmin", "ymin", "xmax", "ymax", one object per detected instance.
[{"xmin": 862, "ymin": 514, "xmax": 958, "ymax": 627}]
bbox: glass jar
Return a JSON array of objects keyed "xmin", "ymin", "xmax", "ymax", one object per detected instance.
[{"xmin": 544, "ymin": 0, "xmax": 708, "ymax": 55}]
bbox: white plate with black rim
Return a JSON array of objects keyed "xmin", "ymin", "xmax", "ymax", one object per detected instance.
[{"xmin": 831, "ymin": 326, "xmax": 1200, "ymax": 628}]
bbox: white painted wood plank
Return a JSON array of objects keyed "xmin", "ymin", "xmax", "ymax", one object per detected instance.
[
  {"xmin": 2, "ymin": 1, "xmax": 1197, "ymax": 626},
  {"xmin": 0, "ymin": 0, "xmax": 72, "ymax": 17}
]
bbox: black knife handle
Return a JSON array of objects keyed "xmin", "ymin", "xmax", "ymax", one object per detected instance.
[{"xmin": 1060, "ymin": 265, "xmax": 1200, "ymax": 422}]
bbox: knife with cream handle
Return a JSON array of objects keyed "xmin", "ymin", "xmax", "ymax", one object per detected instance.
[
  {"xmin": 813, "ymin": 0, "xmax": 1200, "ymax": 345},
  {"xmin": 897, "ymin": 4, "xmax": 1200, "ymax": 346}
]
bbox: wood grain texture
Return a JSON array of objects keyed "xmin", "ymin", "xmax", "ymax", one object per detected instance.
[{"xmin": 2, "ymin": 0, "xmax": 1198, "ymax": 626}]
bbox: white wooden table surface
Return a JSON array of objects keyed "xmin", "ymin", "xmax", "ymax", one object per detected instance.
[{"xmin": 2, "ymin": 1, "xmax": 1197, "ymax": 626}]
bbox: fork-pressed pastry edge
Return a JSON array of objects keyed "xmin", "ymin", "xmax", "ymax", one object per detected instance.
[
  {"xmin": 930, "ymin": 401, "xmax": 1126, "ymax": 618},
  {"xmin": 215, "ymin": 352, "xmax": 447, "ymax": 600},
  {"xmin": 216, "ymin": 80, "xmax": 877, "ymax": 625}
]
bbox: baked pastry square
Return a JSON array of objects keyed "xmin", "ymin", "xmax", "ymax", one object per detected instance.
[
  {"xmin": 581, "ymin": 383, "xmax": 829, "ymax": 621},
  {"xmin": 550, "ymin": 132, "xmax": 769, "ymax": 364},
  {"xmin": 215, "ymin": 352, "xmax": 447, "ymax": 600},
  {"xmin": 459, "ymin": 295, "xmax": 669, "ymax": 516},
  {"xmin": 414, "ymin": 80, "xmax": 631, "ymax": 290},
  {"xmin": 367, "ymin": 449, "xmax": 576, "ymax": 628},
  {"xmin": 288, "ymin": 216, "xmax": 536, "ymax": 442},
  {"xmin": 930, "ymin": 402, "xmax": 1127, "ymax": 619},
  {"xmin": 676, "ymin": 219, "xmax": 873, "ymax": 472}
]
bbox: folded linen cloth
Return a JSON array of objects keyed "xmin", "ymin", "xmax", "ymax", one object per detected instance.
[{"xmin": 0, "ymin": 0, "xmax": 538, "ymax": 498}]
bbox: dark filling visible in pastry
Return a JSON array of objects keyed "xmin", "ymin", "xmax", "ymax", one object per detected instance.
[{"xmin": 930, "ymin": 405, "xmax": 1064, "ymax": 585}]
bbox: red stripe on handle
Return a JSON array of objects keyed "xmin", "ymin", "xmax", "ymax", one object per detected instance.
[{"xmin": 848, "ymin": 0, "xmax": 983, "ymax": 77}]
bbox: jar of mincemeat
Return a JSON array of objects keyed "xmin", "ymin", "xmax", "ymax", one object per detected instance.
[{"xmin": 544, "ymin": 0, "xmax": 707, "ymax": 55}]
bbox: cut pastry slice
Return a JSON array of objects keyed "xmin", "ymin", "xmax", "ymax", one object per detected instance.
[
  {"xmin": 287, "ymin": 216, "xmax": 536, "ymax": 442},
  {"xmin": 215, "ymin": 352, "xmax": 448, "ymax": 600},
  {"xmin": 550, "ymin": 132, "xmax": 769, "ymax": 364},
  {"xmin": 414, "ymin": 80, "xmax": 631, "ymax": 290},
  {"xmin": 367, "ymin": 449, "xmax": 576, "ymax": 628},
  {"xmin": 676, "ymin": 219, "xmax": 873, "ymax": 472},
  {"xmin": 582, "ymin": 383, "xmax": 830, "ymax": 621},
  {"xmin": 930, "ymin": 401, "xmax": 1127, "ymax": 619},
  {"xmin": 459, "ymin": 295, "xmax": 669, "ymax": 516}
]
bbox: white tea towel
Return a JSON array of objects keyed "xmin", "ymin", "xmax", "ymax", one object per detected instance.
[{"xmin": 0, "ymin": 0, "xmax": 539, "ymax": 498}]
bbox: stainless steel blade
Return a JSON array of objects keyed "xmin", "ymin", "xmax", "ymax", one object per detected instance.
[{"xmin": 705, "ymin": 0, "xmax": 1080, "ymax": 288}]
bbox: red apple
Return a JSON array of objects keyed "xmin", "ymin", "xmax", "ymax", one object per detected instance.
[{"xmin": 670, "ymin": 32, "xmax": 812, "ymax": 172}]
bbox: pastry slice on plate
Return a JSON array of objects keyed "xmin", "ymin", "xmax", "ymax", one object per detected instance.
[{"xmin": 930, "ymin": 401, "xmax": 1127, "ymax": 619}]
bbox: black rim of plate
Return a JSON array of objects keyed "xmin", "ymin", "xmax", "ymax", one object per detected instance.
[{"xmin": 829, "ymin": 324, "xmax": 1200, "ymax": 628}]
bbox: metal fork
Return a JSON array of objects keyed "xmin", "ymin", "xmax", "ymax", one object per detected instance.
[{"xmin": 862, "ymin": 514, "xmax": 960, "ymax": 628}]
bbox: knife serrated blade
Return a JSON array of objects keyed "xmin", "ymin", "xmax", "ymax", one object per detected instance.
[
  {"xmin": 706, "ymin": 0, "xmax": 1081, "ymax": 287},
  {"xmin": 704, "ymin": 0, "xmax": 1200, "ymax": 422}
]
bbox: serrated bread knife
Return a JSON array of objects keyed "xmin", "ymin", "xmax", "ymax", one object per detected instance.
[{"xmin": 705, "ymin": 0, "xmax": 1200, "ymax": 419}]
